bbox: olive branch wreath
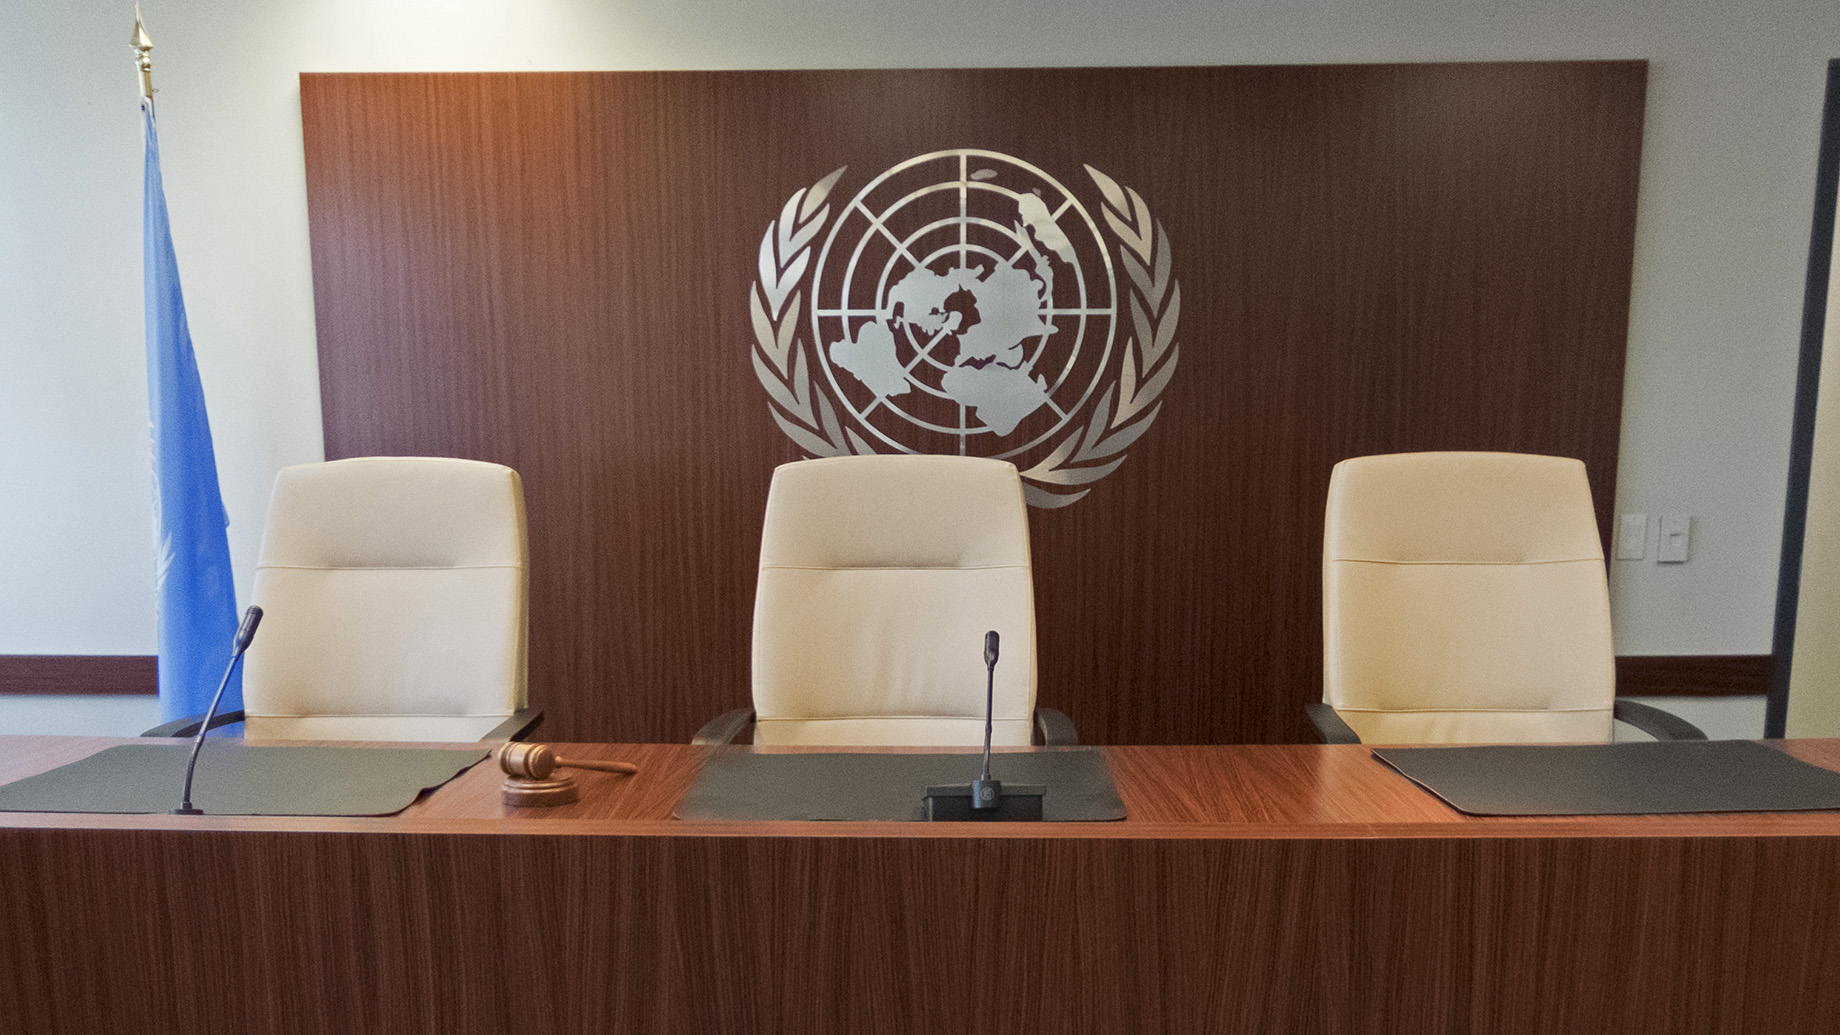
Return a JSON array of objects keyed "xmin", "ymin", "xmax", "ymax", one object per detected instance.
[{"xmin": 749, "ymin": 164, "xmax": 1179, "ymax": 508}]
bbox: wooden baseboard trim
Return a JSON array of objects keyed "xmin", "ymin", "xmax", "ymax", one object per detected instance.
[
  {"xmin": 0, "ymin": 656, "xmax": 158, "ymax": 696},
  {"xmin": 0, "ymin": 654, "xmax": 1775, "ymax": 703},
  {"xmin": 1616, "ymin": 655, "xmax": 1773, "ymax": 698}
]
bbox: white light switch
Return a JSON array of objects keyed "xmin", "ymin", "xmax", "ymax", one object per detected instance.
[
  {"xmin": 1658, "ymin": 513, "xmax": 1691, "ymax": 563},
  {"xmin": 1616, "ymin": 514, "xmax": 1647, "ymax": 560}
]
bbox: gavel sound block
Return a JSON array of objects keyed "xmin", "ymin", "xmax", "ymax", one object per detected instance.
[{"xmin": 497, "ymin": 742, "xmax": 638, "ymax": 807}]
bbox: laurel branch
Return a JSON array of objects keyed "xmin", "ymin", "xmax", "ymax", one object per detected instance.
[
  {"xmin": 1015, "ymin": 166, "xmax": 1180, "ymax": 508},
  {"xmin": 749, "ymin": 167, "xmax": 852, "ymax": 458},
  {"xmin": 749, "ymin": 163, "xmax": 1180, "ymax": 508}
]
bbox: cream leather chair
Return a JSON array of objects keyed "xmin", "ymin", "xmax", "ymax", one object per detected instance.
[
  {"xmin": 1310, "ymin": 451, "xmax": 1703, "ymax": 745},
  {"xmin": 695, "ymin": 454, "xmax": 1075, "ymax": 746},
  {"xmin": 147, "ymin": 457, "xmax": 539, "ymax": 742}
]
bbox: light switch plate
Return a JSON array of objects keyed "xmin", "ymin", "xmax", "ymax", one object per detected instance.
[
  {"xmin": 1616, "ymin": 514, "xmax": 1647, "ymax": 560},
  {"xmin": 1659, "ymin": 513, "xmax": 1691, "ymax": 563}
]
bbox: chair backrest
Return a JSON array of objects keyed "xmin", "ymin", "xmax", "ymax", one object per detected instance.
[
  {"xmin": 751, "ymin": 455, "xmax": 1038, "ymax": 746},
  {"xmin": 242, "ymin": 457, "xmax": 528, "ymax": 741},
  {"xmin": 1322, "ymin": 451, "xmax": 1616, "ymax": 745}
]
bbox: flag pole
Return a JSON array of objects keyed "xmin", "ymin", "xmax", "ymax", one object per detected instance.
[
  {"xmin": 132, "ymin": 8, "xmax": 155, "ymax": 107},
  {"xmin": 135, "ymin": 8, "xmax": 245, "ymax": 725}
]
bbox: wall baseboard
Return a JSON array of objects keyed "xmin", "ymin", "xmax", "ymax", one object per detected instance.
[
  {"xmin": 1616, "ymin": 655, "xmax": 1772, "ymax": 698},
  {"xmin": 0, "ymin": 653, "xmax": 1772, "ymax": 703},
  {"xmin": 0, "ymin": 656, "xmax": 156, "ymax": 695}
]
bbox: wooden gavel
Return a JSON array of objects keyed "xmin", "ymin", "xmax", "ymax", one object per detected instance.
[{"xmin": 497, "ymin": 742, "xmax": 638, "ymax": 807}]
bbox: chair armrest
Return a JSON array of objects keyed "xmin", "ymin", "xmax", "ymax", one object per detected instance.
[
  {"xmin": 141, "ymin": 710, "xmax": 246, "ymax": 739},
  {"xmin": 1034, "ymin": 707, "xmax": 1078, "ymax": 746},
  {"xmin": 1613, "ymin": 699, "xmax": 1708, "ymax": 741},
  {"xmin": 480, "ymin": 709, "xmax": 543, "ymax": 742},
  {"xmin": 693, "ymin": 708, "xmax": 755, "ymax": 745},
  {"xmin": 1307, "ymin": 703, "xmax": 1362, "ymax": 744}
]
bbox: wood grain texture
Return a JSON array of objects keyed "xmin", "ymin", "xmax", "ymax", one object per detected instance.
[
  {"xmin": 9, "ymin": 736, "xmax": 1840, "ymax": 843},
  {"xmin": 12, "ymin": 830, "xmax": 1839, "ymax": 1034},
  {"xmin": 0, "ymin": 653, "xmax": 1770, "ymax": 704},
  {"xmin": 301, "ymin": 65, "xmax": 1646, "ymax": 746},
  {"xmin": 5, "ymin": 737, "xmax": 1840, "ymax": 1034},
  {"xmin": 0, "ymin": 655, "xmax": 156, "ymax": 695},
  {"xmin": 1617, "ymin": 654, "xmax": 1773, "ymax": 697}
]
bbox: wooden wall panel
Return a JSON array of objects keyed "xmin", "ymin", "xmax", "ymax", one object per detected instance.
[{"xmin": 301, "ymin": 64, "xmax": 1645, "ymax": 744}]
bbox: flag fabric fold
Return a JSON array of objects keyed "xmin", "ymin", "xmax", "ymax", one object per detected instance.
[{"xmin": 143, "ymin": 100, "xmax": 240, "ymax": 723}]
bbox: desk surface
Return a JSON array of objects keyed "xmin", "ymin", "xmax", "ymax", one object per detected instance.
[
  {"xmin": 7, "ymin": 737, "xmax": 1840, "ymax": 1035},
  {"xmin": 6, "ymin": 736, "xmax": 1840, "ymax": 839}
]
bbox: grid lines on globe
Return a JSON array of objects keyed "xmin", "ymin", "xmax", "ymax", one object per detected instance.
[{"xmin": 808, "ymin": 150, "xmax": 1119, "ymax": 461}]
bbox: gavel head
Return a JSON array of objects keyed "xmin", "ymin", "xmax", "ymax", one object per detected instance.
[{"xmin": 497, "ymin": 742, "xmax": 560, "ymax": 780}]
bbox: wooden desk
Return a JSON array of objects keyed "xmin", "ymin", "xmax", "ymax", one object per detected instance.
[{"xmin": 3, "ymin": 737, "xmax": 1839, "ymax": 1034}]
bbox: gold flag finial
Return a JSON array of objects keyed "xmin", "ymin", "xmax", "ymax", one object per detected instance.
[{"xmin": 131, "ymin": 7, "xmax": 155, "ymax": 103}]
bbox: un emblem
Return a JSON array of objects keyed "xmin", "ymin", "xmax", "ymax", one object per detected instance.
[{"xmin": 750, "ymin": 150, "xmax": 1180, "ymax": 507}]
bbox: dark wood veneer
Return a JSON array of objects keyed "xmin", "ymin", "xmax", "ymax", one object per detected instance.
[
  {"xmin": 301, "ymin": 65, "xmax": 1646, "ymax": 745},
  {"xmin": 2, "ymin": 653, "xmax": 1768, "ymax": 702},
  {"xmin": 1617, "ymin": 654, "xmax": 1773, "ymax": 698},
  {"xmin": 0, "ymin": 655, "xmax": 156, "ymax": 695},
  {"xmin": 4, "ymin": 738, "xmax": 1840, "ymax": 1034}
]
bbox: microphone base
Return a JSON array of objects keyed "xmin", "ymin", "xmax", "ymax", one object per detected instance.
[
  {"xmin": 923, "ymin": 784, "xmax": 1045, "ymax": 822},
  {"xmin": 171, "ymin": 806, "xmax": 204, "ymax": 816}
]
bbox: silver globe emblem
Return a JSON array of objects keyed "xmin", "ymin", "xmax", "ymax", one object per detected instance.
[
  {"xmin": 812, "ymin": 150, "xmax": 1114, "ymax": 457},
  {"xmin": 750, "ymin": 149, "xmax": 1182, "ymax": 508}
]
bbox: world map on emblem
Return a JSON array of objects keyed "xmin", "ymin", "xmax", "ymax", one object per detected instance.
[
  {"xmin": 751, "ymin": 149, "xmax": 1182, "ymax": 508},
  {"xmin": 826, "ymin": 188, "xmax": 1080, "ymax": 436},
  {"xmin": 809, "ymin": 151, "xmax": 1118, "ymax": 456}
]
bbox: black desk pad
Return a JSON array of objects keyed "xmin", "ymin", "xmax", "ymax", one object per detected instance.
[
  {"xmin": 0, "ymin": 742, "xmax": 488, "ymax": 816},
  {"xmin": 1373, "ymin": 740, "xmax": 1840, "ymax": 816},
  {"xmin": 677, "ymin": 748, "xmax": 1126, "ymax": 821}
]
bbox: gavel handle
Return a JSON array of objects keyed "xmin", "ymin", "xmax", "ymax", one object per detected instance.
[{"xmin": 555, "ymin": 758, "xmax": 639, "ymax": 775}]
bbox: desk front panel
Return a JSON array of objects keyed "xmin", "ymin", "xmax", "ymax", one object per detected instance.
[{"xmin": 4, "ymin": 739, "xmax": 1839, "ymax": 1034}]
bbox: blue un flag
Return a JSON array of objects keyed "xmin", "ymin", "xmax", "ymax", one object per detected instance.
[{"xmin": 143, "ymin": 101, "xmax": 240, "ymax": 723}]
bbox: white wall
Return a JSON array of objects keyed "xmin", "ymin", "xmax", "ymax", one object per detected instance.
[
  {"xmin": 1616, "ymin": 695, "xmax": 1766, "ymax": 741},
  {"xmin": 0, "ymin": 694, "xmax": 162, "ymax": 737},
  {"xmin": 3, "ymin": 0, "xmax": 1837, "ymax": 659}
]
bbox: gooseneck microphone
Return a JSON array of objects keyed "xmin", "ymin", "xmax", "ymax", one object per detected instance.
[
  {"xmin": 969, "ymin": 630, "xmax": 1002, "ymax": 810},
  {"xmin": 173, "ymin": 605, "xmax": 263, "ymax": 816},
  {"xmin": 923, "ymin": 629, "xmax": 1044, "ymax": 821}
]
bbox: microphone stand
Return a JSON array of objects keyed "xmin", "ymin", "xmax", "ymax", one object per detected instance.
[
  {"xmin": 969, "ymin": 630, "xmax": 1002, "ymax": 809},
  {"xmin": 173, "ymin": 605, "xmax": 263, "ymax": 815},
  {"xmin": 924, "ymin": 629, "xmax": 1044, "ymax": 822}
]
